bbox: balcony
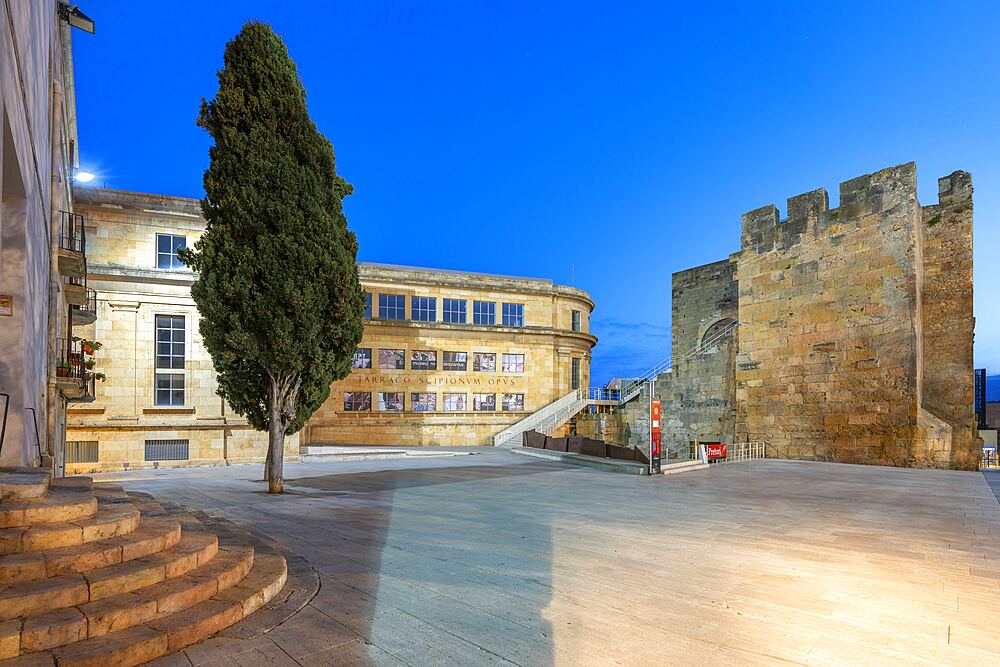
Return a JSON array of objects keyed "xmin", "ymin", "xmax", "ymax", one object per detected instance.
[
  {"xmin": 64, "ymin": 274, "xmax": 87, "ymax": 306},
  {"xmin": 54, "ymin": 338, "xmax": 95, "ymax": 402},
  {"xmin": 57, "ymin": 211, "xmax": 86, "ymax": 277},
  {"xmin": 70, "ymin": 288, "xmax": 97, "ymax": 326}
]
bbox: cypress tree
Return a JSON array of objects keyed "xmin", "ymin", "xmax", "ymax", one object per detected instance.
[{"xmin": 182, "ymin": 21, "xmax": 363, "ymax": 493}]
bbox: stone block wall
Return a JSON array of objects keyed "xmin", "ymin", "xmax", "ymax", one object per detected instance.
[
  {"xmin": 736, "ymin": 163, "xmax": 924, "ymax": 464},
  {"xmin": 656, "ymin": 259, "xmax": 738, "ymax": 457},
  {"xmin": 920, "ymin": 171, "xmax": 979, "ymax": 468},
  {"xmin": 621, "ymin": 162, "xmax": 979, "ymax": 470}
]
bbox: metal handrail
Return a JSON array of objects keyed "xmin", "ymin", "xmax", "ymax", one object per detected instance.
[
  {"xmin": 56, "ymin": 337, "xmax": 85, "ymax": 379},
  {"xmin": 72, "ymin": 288, "xmax": 97, "ymax": 315},
  {"xmin": 59, "ymin": 211, "xmax": 86, "ymax": 254},
  {"xmin": 620, "ymin": 321, "xmax": 739, "ymax": 403}
]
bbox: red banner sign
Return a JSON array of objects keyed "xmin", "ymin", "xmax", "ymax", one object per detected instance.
[
  {"xmin": 650, "ymin": 400, "xmax": 661, "ymax": 434},
  {"xmin": 705, "ymin": 444, "xmax": 727, "ymax": 460}
]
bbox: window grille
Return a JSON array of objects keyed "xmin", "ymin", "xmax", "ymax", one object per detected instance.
[
  {"xmin": 67, "ymin": 440, "xmax": 99, "ymax": 464},
  {"xmin": 144, "ymin": 439, "xmax": 189, "ymax": 461}
]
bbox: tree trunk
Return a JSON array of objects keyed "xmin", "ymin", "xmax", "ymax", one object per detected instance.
[{"xmin": 267, "ymin": 376, "xmax": 285, "ymax": 494}]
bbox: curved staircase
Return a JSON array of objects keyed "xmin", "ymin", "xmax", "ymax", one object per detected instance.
[{"xmin": 0, "ymin": 468, "xmax": 287, "ymax": 666}]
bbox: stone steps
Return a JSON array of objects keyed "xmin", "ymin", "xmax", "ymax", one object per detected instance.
[
  {"xmin": 0, "ymin": 489, "xmax": 98, "ymax": 530},
  {"xmin": 0, "ymin": 503, "xmax": 141, "ymax": 556},
  {"xmin": 661, "ymin": 459, "xmax": 710, "ymax": 475},
  {"xmin": 0, "ymin": 469, "xmax": 50, "ymax": 503},
  {"xmin": 1, "ymin": 553, "xmax": 287, "ymax": 666},
  {"xmin": 0, "ymin": 468, "xmax": 287, "ymax": 665},
  {"xmin": 0, "ymin": 517, "xmax": 181, "ymax": 584},
  {"xmin": 0, "ymin": 532, "xmax": 218, "ymax": 620}
]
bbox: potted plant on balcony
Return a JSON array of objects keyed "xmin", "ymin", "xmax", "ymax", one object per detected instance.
[
  {"xmin": 94, "ymin": 372, "xmax": 107, "ymax": 383},
  {"xmin": 84, "ymin": 358, "xmax": 96, "ymax": 370},
  {"xmin": 56, "ymin": 361, "xmax": 71, "ymax": 378},
  {"xmin": 80, "ymin": 339, "xmax": 102, "ymax": 355}
]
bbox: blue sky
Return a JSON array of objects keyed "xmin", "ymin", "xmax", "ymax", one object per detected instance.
[{"xmin": 72, "ymin": 1, "xmax": 1000, "ymax": 391}]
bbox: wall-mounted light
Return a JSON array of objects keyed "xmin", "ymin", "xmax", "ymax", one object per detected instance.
[
  {"xmin": 74, "ymin": 171, "xmax": 96, "ymax": 183},
  {"xmin": 58, "ymin": 3, "xmax": 96, "ymax": 34}
]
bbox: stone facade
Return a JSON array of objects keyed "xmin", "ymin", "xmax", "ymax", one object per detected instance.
[
  {"xmin": 0, "ymin": 2, "xmax": 81, "ymax": 468},
  {"xmin": 65, "ymin": 188, "xmax": 596, "ymax": 471},
  {"xmin": 623, "ymin": 163, "xmax": 979, "ymax": 469},
  {"xmin": 308, "ymin": 263, "xmax": 595, "ymax": 447}
]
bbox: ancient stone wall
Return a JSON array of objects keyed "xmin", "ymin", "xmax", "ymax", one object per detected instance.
[
  {"xmin": 920, "ymin": 171, "xmax": 980, "ymax": 468},
  {"xmin": 736, "ymin": 163, "xmax": 925, "ymax": 464},
  {"xmin": 655, "ymin": 259, "xmax": 738, "ymax": 457}
]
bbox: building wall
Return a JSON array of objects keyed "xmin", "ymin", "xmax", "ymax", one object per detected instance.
[
  {"xmin": 653, "ymin": 259, "xmax": 738, "ymax": 457},
  {"xmin": 920, "ymin": 172, "xmax": 979, "ymax": 468},
  {"xmin": 620, "ymin": 163, "xmax": 979, "ymax": 469},
  {"xmin": 306, "ymin": 269, "xmax": 594, "ymax": 447},
  {"xmin": 736, "ymin": 164, "xmax": 929, "ymax": 464},
  {"xmin": 0, "ymin": 2, "xmax": 77, "ymax": 467},
  {"xmin": 67, "ymin": 189, "xmax": 596, "ymax": 469}
]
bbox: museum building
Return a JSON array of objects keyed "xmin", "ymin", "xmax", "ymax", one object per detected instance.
[{"xmin": 64, "ymin": 188, "xmax": 597, "ymax": 472}]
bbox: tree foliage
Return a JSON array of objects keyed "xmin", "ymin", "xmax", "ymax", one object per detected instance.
[{"xmin": 181, "ymin": 21, "xmax": 363, "ymax": 491}]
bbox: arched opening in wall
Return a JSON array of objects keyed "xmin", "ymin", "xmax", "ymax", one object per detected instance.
[{"xmin": 700, "ymin": 318, "xmax": 736, "ymax": 350}]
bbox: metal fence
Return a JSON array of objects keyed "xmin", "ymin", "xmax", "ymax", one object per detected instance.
[
  {"xmin": 67, "ymin": 440, "xmax": 100, "ymax": 464},
  {"xmin": 144, "ymin": 439, "xmax": 189, "ymax": 461},
  {"xmin": 689, "ymin": 441, "xmax": 768, "ymax": 464}
]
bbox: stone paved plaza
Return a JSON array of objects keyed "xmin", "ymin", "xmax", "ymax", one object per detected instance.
[{"xmin": 93, "ymin": 451, "xmax": 1000, "ymax": 666}]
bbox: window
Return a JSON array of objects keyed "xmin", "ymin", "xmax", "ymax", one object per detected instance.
[
  {"xmin": 363, "ymin": 293, "xmax": 372, "ymax": 319},
  {"xmin": 443, "ymin": 393, "xmax": 466, "ymax": 412},
  {"xmin": 352, "ymin": 348, "xmax": 372, "ymax": 369},
  {"xmin": 155, "ymin": 374, "xmax": 185, "ymax": 407},
  {"xmin": 473, "ymin": 301, "xmax": 495, "ymax": 325},
  {"xmin": 473, "ymin": 394, "xmax": 496, "ymax": 411},
  {"xmin": 473, "ymin": 352, "xmax": 496, "ymax": 372},
  {"xmin": 410, "ymin": 350, "xmax": 437, "ymax": 371},
  {"xmin": 502, "ymin": 394, "xmax": 525, "ymax": 412},
  {"xmin": 156, "ymin": 234, "xmax": 186, "ymax": 270},
  {"xmin": 379, "ymin": 293, "xmax": 405, "ymax": 320},
  {"xmin": 412, "ymin": 393, "xmax": 436, "ymax": 412},
  {"xmin": 144, "ymin": 439, "xmax": 189, "ymax": 461},
  {"xmin": 572, "ymin": 310, "xmax": 581, "ymax": 332},
  {"xmin": 155, "ymin": 315, "xmax": 185, "ymax": 406},
  {"xmin": 411, "ymin": 296, "xmax": 436, "ymax": 322},
  {"xmin": 443, "ymin": 299, "xmax": 466, "ymax": 324},
  {"xmin": 571, "ymin": 358, "xmax": 581, "ymax": 390},
  {"xmin": 502, "ymin": 354, "xmax": 525, "ymax": 373},
  {"xmin": 344, "ymin": 392, "xmax": 371, "ymax": 412},
  {"xmin": 155, "ymin": 315, "xmax": 185, "ymax": 370},
  {"xmin": 378, "ymin": 392, "xmax": 404, "ymax": 411},
  {"xmin": 378, "ymin": 349, "xmax": 405, "ymax": 370},
  {"xmin": 443, "ymin": 351, "xmax": 467, "ymax": 371},
  {"xmin": 502, "ymin": 303, "xmax": 524, "ymax": 327}
]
